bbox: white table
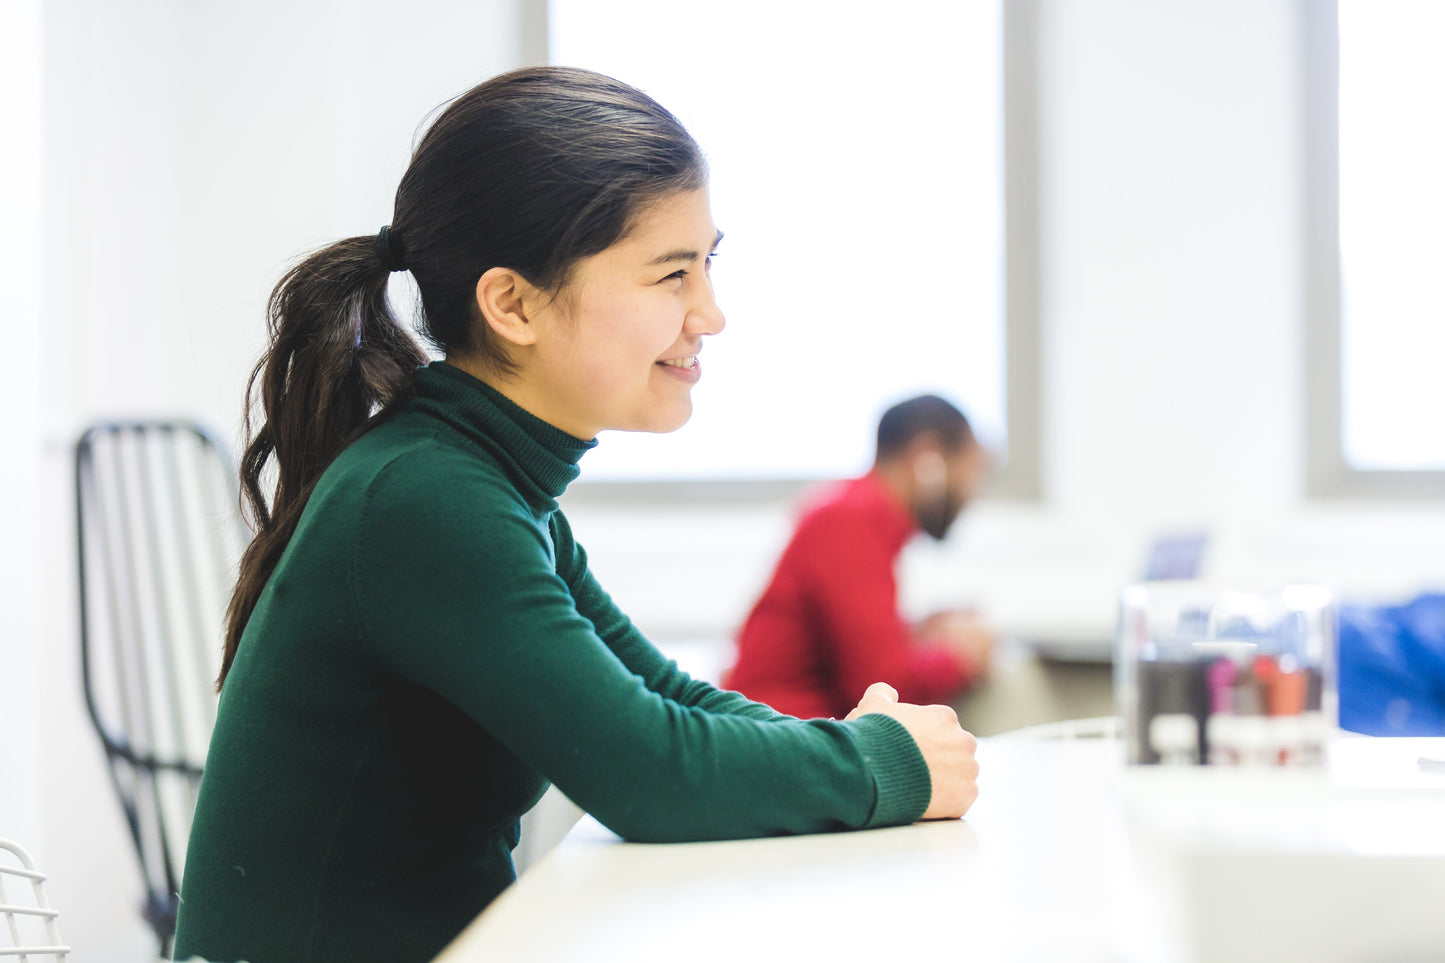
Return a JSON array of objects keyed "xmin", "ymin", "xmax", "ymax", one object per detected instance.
[{"xmin": 434, "ymin": 735, "xmax": 1445, "ymax": 963}]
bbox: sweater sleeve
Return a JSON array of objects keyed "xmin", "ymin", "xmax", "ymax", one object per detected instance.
[
  {"xmin": 547, "ymin": 512, "xmax": 794, "ymax": 724},
  {"xmin": 794, "ymin": 506, "xmax": 970, "ymax": 708},
  {"xmin": 352, "ymin": 454, "xmax": 931, "ymax": 842}
]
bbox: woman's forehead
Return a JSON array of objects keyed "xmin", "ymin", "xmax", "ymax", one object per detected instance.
[{"xmin": 620, "ymin": 189, "xmax": 717, "ymax": 249}]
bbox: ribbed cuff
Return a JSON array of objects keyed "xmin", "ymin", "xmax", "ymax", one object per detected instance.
[{"xmin": 848, "ymin": 713, "xmax": 931, "ymax": 828}]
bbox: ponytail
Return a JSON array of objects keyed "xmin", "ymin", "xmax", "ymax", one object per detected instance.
[
  {"xmin": 219, "ymin": 66, "xmax": 709, "ymax": 688},
  {"xmin": 219, "ymin": 233, "xmax": 427, "ymax": 688}
]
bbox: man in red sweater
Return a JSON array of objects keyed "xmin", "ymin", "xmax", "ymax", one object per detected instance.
[{"xmin": 724, "ymin": 395, "xmax": 993, "ymax": 720}]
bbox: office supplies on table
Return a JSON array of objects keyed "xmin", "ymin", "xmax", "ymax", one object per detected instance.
[{"xmin": 1117, "ymin": 582, "xmax": 1334, "ymax": 767}]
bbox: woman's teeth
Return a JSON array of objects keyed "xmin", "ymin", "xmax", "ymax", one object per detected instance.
[{"xmin": 659, "ymin": 357, "xmax": 697, "ymax": 369}]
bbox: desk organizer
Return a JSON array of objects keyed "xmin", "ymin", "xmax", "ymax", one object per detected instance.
[{"xmin": 1116, "ymin": 582, "xmax": 1336, "ymax": 766}]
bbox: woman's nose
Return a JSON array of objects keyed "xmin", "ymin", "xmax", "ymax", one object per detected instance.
[{"xmin": 687, "ymin": 282, "xmax": 725, "ymax": 336}]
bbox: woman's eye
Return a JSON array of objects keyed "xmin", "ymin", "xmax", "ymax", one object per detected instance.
[{"xmin": 661, "ymin": 253, "xmax": 716, "ymax": 284}]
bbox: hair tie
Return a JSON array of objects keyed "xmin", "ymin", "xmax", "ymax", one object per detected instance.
[{"xmin": 376, "ymin": 225, "xmax": 407, "ymax": 273}]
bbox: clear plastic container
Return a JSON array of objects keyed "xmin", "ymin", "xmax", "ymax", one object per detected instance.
[{"xmin": 1116, "ymin": 582, "xmax": 1336, "ymax": 766}]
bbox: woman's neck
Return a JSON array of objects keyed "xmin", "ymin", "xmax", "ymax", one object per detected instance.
[{"xmin": 442, "ymin": 352, "xmax": 596, "ymax": 442}]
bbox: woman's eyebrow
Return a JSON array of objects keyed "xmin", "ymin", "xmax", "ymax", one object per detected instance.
[{"xmin": 647, "ymin": 230, "xmax": 725, "ymax": 266}]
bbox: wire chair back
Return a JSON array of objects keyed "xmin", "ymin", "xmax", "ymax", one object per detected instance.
[
  {"xmin": 0, "ymin": 838, "xmax": 69, "ymax": 961},
  {"xmin": 73, "ymin": 421, "xmax": 246, "ymax": 957}
]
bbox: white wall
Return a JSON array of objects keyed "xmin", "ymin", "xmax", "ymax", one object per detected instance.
[
  {"xmin": 0, "ymin": 0, "xmax": 46, "ymax": 864},
  {"xmin": 1022, "ymin": 0, "xmax": 1445, "ymax": 605},
  {"xmin": 38, "ymin": 2, "xmax": 530, "ymax": 958}
]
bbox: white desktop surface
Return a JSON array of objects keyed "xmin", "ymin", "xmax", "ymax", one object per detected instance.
[{"xmin": 433, "ymin": 737, "xmax": 1445, "ymax": 963}]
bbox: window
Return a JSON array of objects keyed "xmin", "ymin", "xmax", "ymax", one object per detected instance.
[
  {"xmin": 1307, "ymin": 0, "xmax": 1445, "ymax": 495},
  {"xmin": 547, "ymin": 0, "xmax": 1038, "ymax": 497}
]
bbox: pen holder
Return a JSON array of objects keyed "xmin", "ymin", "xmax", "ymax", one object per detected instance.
[{"xmin": 1116, "ymin": 582, "xmax": 1336, "ymax": 767}]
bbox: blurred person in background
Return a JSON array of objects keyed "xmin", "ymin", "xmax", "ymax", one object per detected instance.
[{"xmin": 725, "ymin": 395, "xmax": 994, "ymax": 720}]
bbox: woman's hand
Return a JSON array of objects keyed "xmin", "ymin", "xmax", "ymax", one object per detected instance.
[{"xmin": 846, "ymin": 682, "xmax": 980, "ymax": 819}]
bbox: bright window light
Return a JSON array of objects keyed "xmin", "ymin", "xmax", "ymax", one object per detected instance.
[
  {"xmin": 549, "ymin": 1, "xmax": 1004, "ymax": 480},
  {"xmin": 1339, "ymin": 1, "xmax": 1445, "ymax": 470}
]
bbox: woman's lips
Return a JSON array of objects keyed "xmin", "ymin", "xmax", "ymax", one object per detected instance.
[{"xmin": 656, "ymin": 356, "xmax": 701, "ymax": 384}]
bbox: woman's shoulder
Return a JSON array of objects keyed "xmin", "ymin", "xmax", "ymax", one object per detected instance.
[{"xmin": 321, "ymin": 420, "xmax": 523, "ymax": 520}]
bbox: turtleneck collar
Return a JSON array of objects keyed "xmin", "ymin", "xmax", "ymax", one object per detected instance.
[{"xmin": 411, "ymin": 361, "xmax": 596, "ymax": 513}]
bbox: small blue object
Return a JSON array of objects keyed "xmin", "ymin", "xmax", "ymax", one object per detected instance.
[{"xmin": 1338, "ymin": 592, "xmax": 1445, "ymax": 736}]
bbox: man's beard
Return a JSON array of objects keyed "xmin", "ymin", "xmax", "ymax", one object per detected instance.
[{"xmin": 915, "ymin": 491, "xmax": 962, "ymax": 541}]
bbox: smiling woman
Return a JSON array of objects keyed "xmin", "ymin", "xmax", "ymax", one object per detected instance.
[{"xmin": 172, "ymin": 66, "xmax": 979, "ymax": 963}]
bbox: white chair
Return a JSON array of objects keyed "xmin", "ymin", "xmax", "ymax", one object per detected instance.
[{"xmin": 0, "ymin": 838, "xmax": 69, "ymax": 960}]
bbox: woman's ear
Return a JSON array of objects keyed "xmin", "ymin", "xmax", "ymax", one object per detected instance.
[{"xmin": 474, "ymin": 267, "xmax": 540, "ymax": 348}]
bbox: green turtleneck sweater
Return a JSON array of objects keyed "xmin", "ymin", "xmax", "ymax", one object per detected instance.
[{"xmin": 174, "ymin": 362, "xmax": 931, "ymax": 963}]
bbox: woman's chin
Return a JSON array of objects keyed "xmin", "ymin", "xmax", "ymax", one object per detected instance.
[{"xmin": 628, "ymin": 401, "xmax": 693, "ymax": 435}]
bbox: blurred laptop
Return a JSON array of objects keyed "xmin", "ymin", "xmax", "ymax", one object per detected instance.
[{"xmin": 1140, "ymin": 532, "xmax": 1209, "ymax": 583}]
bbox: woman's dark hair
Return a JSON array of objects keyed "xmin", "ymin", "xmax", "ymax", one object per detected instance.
[{"xmin": 220, "ymin": 66, "xmax": 708, "ymax": 687}]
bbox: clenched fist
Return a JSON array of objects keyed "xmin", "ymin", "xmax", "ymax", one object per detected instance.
[{"xmin": 847, "ymin": 682, "xmax": 980, "ymax": 819}]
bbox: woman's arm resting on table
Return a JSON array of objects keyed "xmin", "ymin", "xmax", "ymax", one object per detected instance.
[
  {"xmin": 353, "ymin": 457, "xmax": 933, "ymax": 842},
  {"xmin": 549, "ymin": 511, "xmax": 797, "ymax": 723}
]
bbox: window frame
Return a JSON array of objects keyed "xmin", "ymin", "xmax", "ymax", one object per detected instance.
[
  {"xmin": 1304, "ymin": 0, "xmax": 1445, "ymax": 499},
  {"xmin": 536, "ymin": 0, "xmax": 1042, "ymax": 505}
]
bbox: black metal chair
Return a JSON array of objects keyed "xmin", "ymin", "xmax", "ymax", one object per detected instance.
[{"xmin": 73, "ymin": 422, "xmax": 245, "ymax": 957}]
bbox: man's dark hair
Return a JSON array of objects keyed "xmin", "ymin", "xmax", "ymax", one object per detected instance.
[{"xmin": 875, "ymin": 395, "xmax": 974, "ymax": 461}]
